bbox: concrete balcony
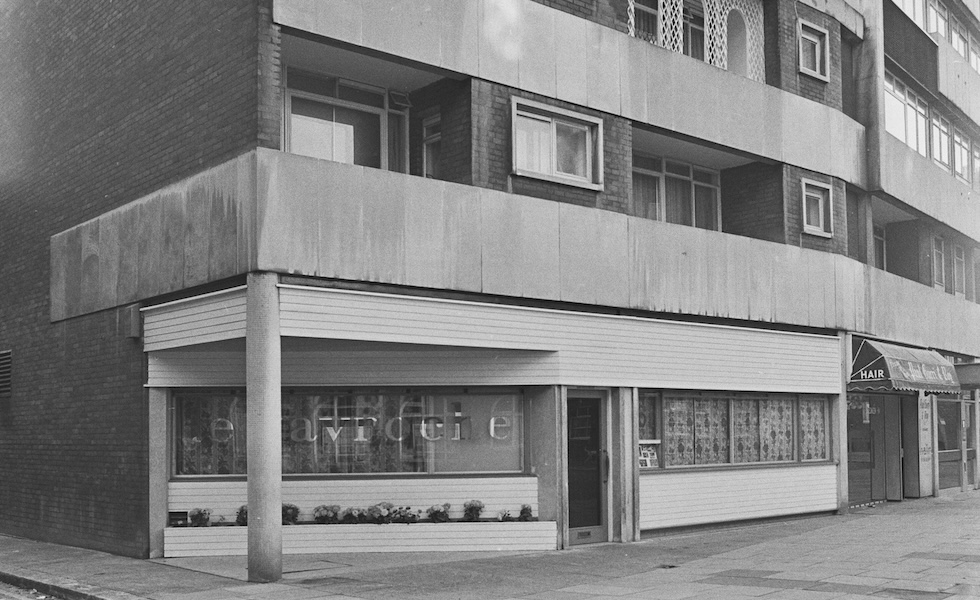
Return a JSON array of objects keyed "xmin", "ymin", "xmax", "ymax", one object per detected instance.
[
  {"xmin": 273, "ymin": 0, "xmax": 866, "ymax": 188},
  {"xmin": 50, "ymin": 149, "xmax": 980, "ymax": 356},
  {"xmin": 879, "ymin": 133, "xmax": 980, "ymax": 241},
  {"xmin": 936, "ymin": 35, "xmax": 980, "ymax": 128}
]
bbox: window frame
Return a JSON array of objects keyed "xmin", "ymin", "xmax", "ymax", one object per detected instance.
[
  {"xmin": 873, "ymin": 224, "xmax": 887, "ymax": 270},
  {"xmin": 931, "ymin": 113, "xmax": 952, "ymax": 171},
  {"xmin": 927, "ymin": 0, "xmax": 948, "ymax": 37},
  {"xmin": 934, "ymin": 236, "xmax": 947, "ymax": 290},
  {"xmin": 682, "ymin": 0, "xmax": 706, "ymax": 61},
  {"xmin": 632, "ymin": 153, "xmax": 721, "ymax": 231},
  {"xmin": 510, "ymin": 97, "xmax": 604, "ymax": 190},
  {"xmin": 283, "ymin": 68, "xmax": 409, "ymax": 173},
  {"xmin": 634, "ymin": 0, "xmax": 659, "ymax": 44},
  {"xmin": 421, "ymin": 113, "xmax": 442, "ymax": 180},
  {"xmin": 798, "ymin": 20, "xmax": 830, "ymax": 81},
  {"xmin": 801, "ymin": 178, "xmax": 834, "ymax": 238},
  {"xmin": 951, "ymin": 17, "xmax": 969, "ymax": 57},
  {"xmin": 953, "ymin": 128, "xmax": 972, "ymax": 183},
  {"xmin": 954, "ymin": 244, "xmax": 966, "ymax": 296}
]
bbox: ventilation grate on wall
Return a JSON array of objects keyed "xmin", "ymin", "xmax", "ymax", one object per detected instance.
[{"xmin": 0, "ymin": 350, "xmax": 10, "ymax": 400}]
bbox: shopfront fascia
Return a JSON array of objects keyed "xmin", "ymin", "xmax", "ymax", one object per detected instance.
[
  {"xmin": 846, "ymin": 337, "xmax": 969, "ymax": 505},
  {"xmin": 142, "ymin": 278, "xmax": 845, "ymax": 563}
]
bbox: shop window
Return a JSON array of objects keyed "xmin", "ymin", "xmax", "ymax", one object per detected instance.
[
  {"xmin": 638, "ymin": 391, "xmax": 830, "ymax": 469},
  {"xmin": 422, "ymin": 114, "xmax": 442, "ymax": 180},
  {"xmin": 173, "ymin": 388, "xmax": 524, "ymax": 477},
  {"xmin": 683, "ymin": 0, "xmax": 706, "ymax": 61},
  {"xmin": 927, "ymin": 0, "xmax": 948, "ymax": 38},
  {"xmin": 512, "ymin": 98, "xmax": 603, "ymax": 190},
  {"xmin": 884, "ymin": 72, "xmax": 929, "ymax": 157},
  {"xmin": 954, "ymin": 245, "xmax": 966, "ymax": 296},
  {"xmin": 934, "ymin": 236, "xmax": 947, "ymax": 290},
  {"xmin": 285, "ymin": 68, "xmax": 409, "ymax": 172},
  {"xmin": 802, "ymin": 179, "xmax": 833, "ymax": 237},
  {"xmin": 634, "ymin": 0, "xmax": 659, "ymax": 44},
  {"xmin": 798, "ymin": 21, "xmax": 829, "ymax": 81}
]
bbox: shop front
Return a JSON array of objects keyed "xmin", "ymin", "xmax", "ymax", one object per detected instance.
[{"xmin": 847, "ymin": 337, "xmax": 962, "ymax": 506}]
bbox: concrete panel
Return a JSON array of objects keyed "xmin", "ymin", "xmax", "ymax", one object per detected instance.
[
  {"xmin": 627, "ymin": 217, "xmax": 663, "ymax": 311},
  {"xmin": 97, "ymin": 209, "xmax": 121, "ymax": 311},
  {"xmin": 138, "ymin": 196, "xmax": 165, "ymax": 298},
  {"xmin": 78, "ymin": 219, "xmax": 101, "ymax": 315},
  {"xmin": 554, "ymin": 11, "xmax": 588, "ymax": 107},
  {"xmin": 404, "ymin": 179, "xmax": 448, "ymax": 289},
  {"xmin": 161, "ymin": 191, "xmax": 187, "ymax": 295},
  {"xmin": 478, "ymin": 0, "xmax": 522, "ymax": 88},
  {"xmin": 316, "ymin": 161, "xmax": 365, "ymax": 280},
  {"xmin": 594, "ymin": 210, "xmax": 631, "ymax": 308},
  {"xmin": 643, "ymin": 48, "xmax": 677, "ymax": 132},
  {"xmin": 481, "ymin": 190, "xmax": 524, "ymax": 296},
  {"xmin": 49, "ymin": 233, "xmax": 68, "ymax": 322},
  {"xmin": 440, "ymin": 1, "xmax": 480, "ymax": 75},
  {"xmin": 363, "ymin": 0, "xmax": 441, "ymax": 68},
  {"xmin": 183, "ymin": 184, "xmax": 212, "ymax": 288},
  {"xmin": 586, "ymin": 23, "xmax": 623, "ymax": 115},
  {"xmin": 259, "ymin": 154, "xmax": 320, "ymax": 275},
  {"xmin": 209, "ymin": 176, "xmax": 244, "ymax": 282},
  {"xmin": 620, "ymin": 38, "xmax": 649, "ymax": 123},
  {"xmin": 441, "ymin": 183, "xmax": 483, "ymax": 292},
  {"xmin": 519, "ymin": 197, "xmax": 561, "ymax": 300},
  {"xmin": 360, "ymin": 169, "xmax": 407, "ymax": 284},
  {"xmin": 518, "ymin": 1, "xmax": 556, "ymax": 98},
  {"xmin": 311, "ymin": 0, "xmax": 363, "ymax": 48},
  {"xmin": 723, "ymin": 234, "xmax": 752, "ymax": 319},
  {"xmin": 746, "ymin": 238, "xmax": 774, "ymax": 321},
  {"xmin": 782, "ymin": 96, "xmax": 833, "ymax": 179},
  {"xmin": 559, "ymin": 203, "xmax": 600, "ymax": 304},
  {"xmin": 116, "ymin": 204, "xmax": 141, "ymax": 305}
]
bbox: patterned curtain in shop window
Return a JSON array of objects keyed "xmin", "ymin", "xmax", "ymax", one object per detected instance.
[
  {"xmin": 799, "ymin": 397, "xmax": 828, "ymax": 460},
  {"xmin": 759, "ymin": 397, "xmax": 795, "ymax": 461}
]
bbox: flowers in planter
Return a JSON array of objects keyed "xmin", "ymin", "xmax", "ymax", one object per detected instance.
[
  {"xmin": 367, "ymin": 502, "xmax": 394, "ymax": 524},
  {"xmin": 496, "ymin": 509, "xmax": 513, "ymax": 522},
  {"xmin": 341, "ymin": 507, "xmax": 366, "ymax": 524},
  {"xmin": 236, "ymin": 505, "xmax": 248, "ymax": 526},
  {"xmin": 282, "ymin": 503, "xmax": 300, "ymax": 525},
  {"xmin": 426, "ymin": 503, "xmax": 451, "ymax": 523},
  {"xmin": 518, "ymin": 504, "xmax": 534, "ymax": 522},
  {"xmin": 188, "ymin": 508, "xmax": 212, "ymax": 527},
  {"xmin": 462, "ymin": 499, "xmax": 485, "ymax": 522},
  {"xmin": 390, "ymin": 506, "xmax": 422, "ymax": 523},
  {"xmin": 313, "ymin": 504, "xmax": 341, "ymax": 524}
]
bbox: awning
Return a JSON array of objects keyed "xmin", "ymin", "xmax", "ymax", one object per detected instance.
[
  {"xmin": 955, "ymin": 363, "xmax": 980, "ymax": 390},
  {"xmin": 849, "ymin": 338, "xmax": 960, "ymax": 394}
]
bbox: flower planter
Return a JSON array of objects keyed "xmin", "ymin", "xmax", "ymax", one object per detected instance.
[{"xmin": 163, "ymin": 521, "xmax": 558, "ymax": 557}]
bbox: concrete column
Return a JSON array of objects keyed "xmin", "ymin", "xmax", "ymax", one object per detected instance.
[
  {"xmin": 147, "ymin": 388, "xmax": 168, "ymax": 559},
  {"xmin": 932, "ymin": 394, "xmax": 940, "ymax": 497},
  {"xmin": 835, "ymin": 332, "xmax": 850, "ymax": 513},
  {"xmin": 246, "ymin": 272, "xmax": 282, "ymax": 582}
]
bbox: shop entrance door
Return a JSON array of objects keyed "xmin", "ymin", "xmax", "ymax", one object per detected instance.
[
  {"xmin": 567, "ymin": 394, "xmax": 607, "ymax": 545},
  {"xmin": 847, "ymin": 395, "xmax": 903, "ymax": 505}
]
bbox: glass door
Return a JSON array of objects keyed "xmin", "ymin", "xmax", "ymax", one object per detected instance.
[{"xmin": 567, "ymin": 394, "xmax": 607, "ymax": 545}]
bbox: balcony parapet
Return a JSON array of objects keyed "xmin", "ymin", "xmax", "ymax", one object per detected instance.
[
  {"xmin": 935, "ymin": 36, "xmax": 980, "ymax": 128},
  {"xmin": 51, "ymin": 149, "xmax": 980, "ymax": 355},
  {"xmin": 274, "ymin": 0, "xmax": 866, "ymax": 188},
  {"xmin": 879, "ymin": 134, "xmax": 980, "ymax": 240}
]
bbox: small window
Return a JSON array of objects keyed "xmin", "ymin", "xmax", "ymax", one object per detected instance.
[
  {"xmin": 953, "ymin": 129, "xmax": 972, "ymax": 183},
  {"xmin": 932, "ymin": 115, "xmax": 952, "ymax": 171},
  {"xmin": 873, "ymin": 225, "xmax": 887, "ymax": 270},
  {"xmin": 927, "ymin": 0, "xmax": 948, "ymax": 37},
  {"xmin": 973, "ymin": 144, "xmax": 980, "ymax": 193},
  {"xmin": 634, "ymin": 0, "xmax": 659, "ymax": 44},
  {"xmin": 954, "ymin": 245, "xmax": 966, "ymax": 295},
  {"xmin": 802, "ymin": 179, "xmax": 833, "ymax": 237},
  {"xmin": 934, "ymin": 236, "xmax": 947, "ymax": 290},
  {"xmin": 511, "ymin": 98, "xmax": 603, "ymax": 190},
  {"xmin": 683, "ymin": 1, "xmax": 706, "ymax": 61},
  {"xmin": 951, "ymin": 18, "xmax": 968, "ymax": 57},
  {"xmin": 971, "ymin": 36, "xmax": 980, "ymax": 72},
  {"xmin": 422, "ymin": 114, "xmax": 442, "ymax": 180},
  {"xmin": 799, "ymin": 21, "xmax": 829, "ymax": 80}
]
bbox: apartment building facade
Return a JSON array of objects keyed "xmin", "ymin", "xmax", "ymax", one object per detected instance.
[{"xmin": 1, "ymin": 0, "xmax": 979, "ymax": 580}]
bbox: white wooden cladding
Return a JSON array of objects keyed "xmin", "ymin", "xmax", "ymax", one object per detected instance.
[
  {"xmin": 168, "ymin": 477, "xmax": 540, "ymax": 524},
  {"xmin": 142, "ymin": 287, "xmax": 247, "ymax": 352},
  {"xmin": 277, "ymin": 286, "xmax": 842, "ymax": 393},
  {"xmin": 637, "ymin": 464, "xmax": 839, "ymax": 530},
  {"xmin": 163, "ymin": 522, "xmax": 558, "ymax": 557}
]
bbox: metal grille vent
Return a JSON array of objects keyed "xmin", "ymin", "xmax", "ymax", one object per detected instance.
[{"xmin": 0, "ymin": 350, "xmax": 11, "ymax": 399}]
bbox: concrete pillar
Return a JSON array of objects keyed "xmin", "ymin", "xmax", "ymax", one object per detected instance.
[
  {"xmin": 246, "ymin": 272, "xmax": 282, "ymax": 582},
  {"xmin": 836, "ymin": 332, "xmax": 850, "ymax": 513},
  {"xmin": 148, "ymin": 388, "xmax": 168, "ymax": 559}
]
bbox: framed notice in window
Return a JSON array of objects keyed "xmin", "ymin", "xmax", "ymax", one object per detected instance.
[{"xmin": 638, "ymin": 440, "xmax": 660, "ymax": 469}]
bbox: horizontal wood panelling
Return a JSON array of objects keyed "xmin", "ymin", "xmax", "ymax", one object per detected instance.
[
  {"xmin": 163, "ymin": 522, "xmax": 558, "ymax": 556},
  {"xmin": 143, "ymin": 288, "xmax": 247, "ymax": 352},
  {"xmin": 168, "ymin": 477, "xmax": 540, "ymax": 523},
  {"xmin": 278, "ymin": 286, "xmax": 842, "ymax": 393},
  {"xmin": 638, "ymin": 465, "xmax": 839, "ymax": 530}
]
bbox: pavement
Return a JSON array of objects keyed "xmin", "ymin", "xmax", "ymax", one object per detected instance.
[{"xmin": 2, "ymin": 490, "xmax": 980, "ymax": 600}]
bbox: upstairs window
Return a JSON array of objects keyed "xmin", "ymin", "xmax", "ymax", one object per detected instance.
[
  {"xmin": 799, "ymin": 21, "xmax": 829, "ymax": 80},
  {"xmin": 634, "ymin": 0, "xmax": 659, "ymax": 44},
  {"xmin": 971, "ymin": 36, "xmax": 980, "ymax": 72},
  {"xmin": 927, "ymin": 0, "xmax": 948, "ymax": 37},
  {"xmin": 934, "ymin": 236, "xmax": 947, "ymax": 290},
  {"xmin": 973, "ymin": 144, "xmax": 980, "ymax": 192},
  {"xmin": 682, "ymin": 1, "xmax": 706, "ymax": 61},
  {"xmin": 932, "ymin": 114, "xmax": 952, "ymax": 171},
  {"xmin": 896, "ymin": 0, "xmax": 926, "ymax": 28},
  {"xmin": 953, "ymin": 129, "xmax": 972, "ymax": 183},
  {"xmin": 951, "ymin": 18, "xmax": 969, "ymax": 57},
  {"xmin": 422, "ymin": 114, "xmax": 442, "ymax": 179},
  {"xmin": 874, "ymin": 225, "xmax": 887, "ymax": 270},
  {"xmin": 884, "ymin": 73, "xmax": 929, "ymax": 157},
  {"xmin": 512, "ymin": 98, "xmax": 603, "ymax": 190},
  {"xmin": 633, "ymin": 153, "xmax": 720, "ymax": 231},
  {"xmin": 802, "ymin": 179, "xmax": 833, "ymax": 237},
  {"xmin": 285, "ymin": 68, "xmax": 408, "ymax": 172},
  {"xmin": 954, "ymin": 245, "xmax": 966, "ymax": 296}
]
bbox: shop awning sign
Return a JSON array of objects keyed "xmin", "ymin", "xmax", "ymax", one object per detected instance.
[{"xmin": 848, "ymin": 338, "xmax": 960, "ymax": 394}]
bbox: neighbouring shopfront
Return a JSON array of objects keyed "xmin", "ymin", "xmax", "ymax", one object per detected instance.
[{"xmin": 847, "ymin": 337, "xmax": 963, "ymax": 506}]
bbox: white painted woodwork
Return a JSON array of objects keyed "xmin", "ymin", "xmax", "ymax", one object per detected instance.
[
  {"xmin": 637, "ymin": 464, "xmax": 839, "ymax": 529},
  {"xmin": 168, "ymin": 477, "xmax": 540, "ymax": 524},
  {"xmin": 163, "ymin": 522, "xmax": 558, "ymax": 557},
  {"xmin": 142, "ymin": 288, "xmax": 247, "ymax": 352}
]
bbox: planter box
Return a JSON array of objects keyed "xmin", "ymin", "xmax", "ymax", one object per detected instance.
[{"xmin": 163, "ymin": 521, "xmax": 558, "ymax": 557}]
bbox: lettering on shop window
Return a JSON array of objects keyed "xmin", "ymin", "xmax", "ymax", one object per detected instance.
[{"xmin": 282, "ymin": 412, "xmax": 513, "ymax": 444}]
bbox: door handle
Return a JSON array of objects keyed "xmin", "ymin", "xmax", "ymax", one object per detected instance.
[{"xmin": 601, "ymin": 448, "xmax": 610, "ymax": 484}]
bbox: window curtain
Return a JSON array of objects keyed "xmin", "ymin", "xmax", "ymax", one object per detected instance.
[
  {"xmin": 759, "ymin": 398, "xmax": 795, "ymax": 461},
  {"xmin": 799, "ymin": 397, "xmax": 828, "ymax": 460}
]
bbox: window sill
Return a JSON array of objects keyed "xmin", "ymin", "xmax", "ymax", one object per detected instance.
[
  {"xmin": 803, "ymin": 227, "xmax": 833, "ymax": 239},
  {"xmin": 512, "ymin": 169, "xmax": 604, "ymax": 192},
  {"xmin": 639, "ymin": 460, "xmax": 837, "ymax": 475},
  {"xmin": 799, "ymin": 67, "xmax": 830, "ymax": 83}
]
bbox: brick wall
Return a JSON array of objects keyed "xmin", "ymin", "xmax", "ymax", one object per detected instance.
[
  {"xmin": 783, "ymin": 166, "xmax": 848, "ymax": 254},
  {"xmin": 720, "ymin": 162, "xmax": 785, "ymax": 244},
  {"xmin": 409, "ymin": 78, "xmax": 473, "ymax": 185},
  {"xmin": 471, "ymin": 80, "xmax": 632, "ymax": 214},
  {"xmin": 529, "ymin": 0, "xmax": 629, "ymax": 33},
  {"xmin": 764, "ymin": 0, "xmax": 843, "ymax": 111},
  {"xmin": 0, "ymin": 0, "xmax": 271, "ymax": 557}
]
